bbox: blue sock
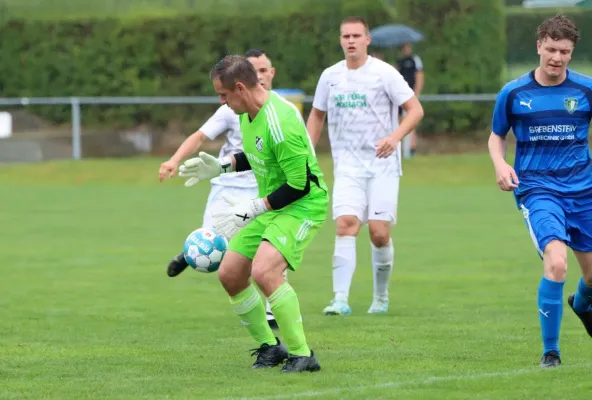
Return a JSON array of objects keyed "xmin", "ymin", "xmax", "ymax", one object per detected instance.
[
  {"xmin": 537, "ymin": 277, "xmax": 564, "ymax": 355},
  {"xmin": 573, "ymin": 277, "xmax": 592, "ymax": 314}
]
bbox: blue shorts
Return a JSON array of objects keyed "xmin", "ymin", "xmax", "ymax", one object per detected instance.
[{"xmin": 519, "ymin": 192, "xmax": 592, "ymax": 256}]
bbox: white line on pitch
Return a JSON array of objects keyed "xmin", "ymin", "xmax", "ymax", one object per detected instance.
[{"xmin": 229, "ymin": 362, "xmax": 590, "ymax": 400}]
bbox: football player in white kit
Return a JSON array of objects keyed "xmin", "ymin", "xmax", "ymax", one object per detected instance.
[
  {"xmin": 306, "ymin": 17, "xmax": 424, "ymax": 315},
  {"xmin": 159, "ymin": 49, "xmax": 285, "ymax": 329}
]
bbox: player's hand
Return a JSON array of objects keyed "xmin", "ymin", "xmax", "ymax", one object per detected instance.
[
  {"xmin": 159, "ymin": 159, "xmax": 178, "ymax": 182},
  {"xmin": 494, "ymin": 161, "xmax": 520, "ymax": 191},
  {"xmin": 212, "ymin": 194, "xmax": 268, "ymax": 240},
  {"xmin": 178, "ymin": 152, "xmax": 230, "ymax": 187},
  {"xmin": 375, "ymin": 135, "xmax": 400, "ymax": 158}
]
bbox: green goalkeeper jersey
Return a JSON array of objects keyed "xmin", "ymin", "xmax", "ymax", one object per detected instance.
[{"xmin": 238, "ymin": 91, "xmax": 328, "ymax": 214}]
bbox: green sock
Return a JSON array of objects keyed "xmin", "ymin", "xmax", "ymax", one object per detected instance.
[
  {"xmin": 230, "ymin": 284, "xmax": 276, "ymax": 347},
  {"xmin": 269, "ymin": 282, "xmax": 311, "ymax": 357}
]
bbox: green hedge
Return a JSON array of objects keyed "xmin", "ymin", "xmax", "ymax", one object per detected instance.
[
  {"xmin": 506, "ymin": 8, "xmax": 592, "ymax": 64},
  {"xmin": 0, "ymin": 0, "xmax": 390, "ymax": 129},
  {"xmin": 0, "ymin": 0, "xmax": 506, "ymax": 136},
  {"xmin": 0, "ymin": 0, "xmax": 332, "ymax": 21},
  {"xmin": 396, "ymin": 0, "xmax": 505, "ymax": 135}
]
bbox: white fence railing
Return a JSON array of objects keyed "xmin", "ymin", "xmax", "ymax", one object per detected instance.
[{"xmin": 0, "ymin": 94, "xmax": 498, "ymax": 160}]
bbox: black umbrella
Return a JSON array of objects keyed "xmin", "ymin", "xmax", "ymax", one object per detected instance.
[{"xmin": 369, "ymin": 24, "xmax": 424, "ymax": 48}]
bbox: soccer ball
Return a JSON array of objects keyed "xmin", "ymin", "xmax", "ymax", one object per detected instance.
[{"xmin": 183, "ymin": 228, "xmax": 228, "ymax": 273}]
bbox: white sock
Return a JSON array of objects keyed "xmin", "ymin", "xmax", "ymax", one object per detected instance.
[
  {"xmin": 333, "ymin": 236, "xmax": 357, "ymax": 303},
  {"xmin": 372, "ymin": 239, "xmax": 394, "ymax": 300},
  {"xmin": 265, "ymin": 300, "xmax": 272, "ymax": 315}
]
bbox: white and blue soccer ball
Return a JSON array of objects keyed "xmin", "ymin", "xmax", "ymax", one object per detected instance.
[{"xmin": 183, "ymin": 228, "xmax": 228, "ymax": 273}]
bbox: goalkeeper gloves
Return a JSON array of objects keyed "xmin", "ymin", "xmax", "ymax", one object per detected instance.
[
  {"xmin": 178, "ymin": 152, "xmax": 233, "ymax": 187},
  {"xmin": 212, "ymin": 194, "xmax": 268, "ymax": 239}
]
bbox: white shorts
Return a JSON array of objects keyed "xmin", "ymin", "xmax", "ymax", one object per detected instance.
[
  {"xmin": 202, "ymin": 184, "xmax": 259, "ymax": 229},
  {"xmin": 332, "ymin": 174, "xmax": 400, "ymax": 225}
]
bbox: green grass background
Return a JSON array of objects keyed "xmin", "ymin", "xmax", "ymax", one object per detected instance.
[{"xmin": 1, "ymin": 153, "xmax": 591, "ymax": 399}]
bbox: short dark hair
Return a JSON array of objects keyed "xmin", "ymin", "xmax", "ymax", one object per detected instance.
[
  {"xmin": 210, "ymin": 55, "xmax": 259, "ymax": 90},
  {"xmin": 537, "ymin": 13, "xmax": 580, "ymax": 45},
  {"xmin": 341, "ymin": 16, "xmax": 369, "ymax": 33},
  {"xmin": 244, "ymin": 48, "xmax": 268, "ymax": 59}
]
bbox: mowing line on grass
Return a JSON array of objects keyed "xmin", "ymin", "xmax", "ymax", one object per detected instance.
[{"xmin": 231, "ymin": 363, "xmax": 592, "ymax": 400}]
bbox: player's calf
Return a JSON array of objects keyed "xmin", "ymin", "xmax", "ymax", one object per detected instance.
[
  {"xmin": 568, "ymin": 293, "xmax": 592, "ymax": 338},
  {"xmin": 368, "ymin": 230, "xmax": 394, "ymax": 314},
  {"xmin": 167, "ymin": 252, "xmax": 189, "ymax": 277}
]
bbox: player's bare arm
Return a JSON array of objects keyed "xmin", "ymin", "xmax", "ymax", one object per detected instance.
[
  {"xmin": 487, "ymin": 132, "xmax": 519, "ymax": 191},
  {"xmin": 306, "ymin": 107, "xmax": 327, "ymax": 147},
  {"xmin": 414, "ymin": 70, "xmax": 424, "ymax": 97},
  {"xmin": 159, "ymin": 130, "xmax": 208, "ymax": 181},
  {"xmin": 375, "ymin": 96, "xmax": 424, "ymax": 158}
]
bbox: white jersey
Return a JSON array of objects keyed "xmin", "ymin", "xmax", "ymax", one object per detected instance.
[
  {"xmin": 199, "ymin": 104, "xmax": 257, "ymax": 188},
  {"xmin": 312, "ymin": 56, "xmax": 414, "ymax": 177}
]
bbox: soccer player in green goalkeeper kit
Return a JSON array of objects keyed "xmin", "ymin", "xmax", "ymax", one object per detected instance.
[{"xmin": 178, "ymin": 55, "xmax": 328, "ymax": 373}]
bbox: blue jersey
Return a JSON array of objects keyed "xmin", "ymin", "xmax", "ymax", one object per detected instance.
[{"xmin": 492, "ymin": 69, "xmax": 592, "ymax": 200}]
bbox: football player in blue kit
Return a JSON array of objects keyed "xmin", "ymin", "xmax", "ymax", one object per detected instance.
[{"xmin": 488, "ymin": 14, "xmax": 592, "ymax": 368}]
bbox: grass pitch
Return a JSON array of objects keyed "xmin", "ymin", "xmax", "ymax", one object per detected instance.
[{"xmin": 1, "ymin": 153, "xmax": 591, "ymax": 399}]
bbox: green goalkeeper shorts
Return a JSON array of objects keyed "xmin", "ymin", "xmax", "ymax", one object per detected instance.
[{"xmin": 227, "ymin": 205, "xmax": 327, "ymax": 271}]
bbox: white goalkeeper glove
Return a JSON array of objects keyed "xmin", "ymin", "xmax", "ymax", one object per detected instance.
[
  {"xmin": 178, "ymin": 152, "xmax": 232, "ymax": 187},
  {"xmin": 212, "ymin": 194, "xmax": 268, "ymax": 240}
]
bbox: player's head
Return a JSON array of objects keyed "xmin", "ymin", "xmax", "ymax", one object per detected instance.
[
  {"xmin": 400, "ymin": 43, "xmax": 412, "ymax": 57},
  {"xmin": 210, "ymin": 55, "xmax": 259, "ymax": 114},
  {"xmin": 340, "ymin": 16, "xmax": 371, "ymax": 62},
  {"xmin": 245, "ymin": 49, "xmax": 275, "ymax": 90},
  {"xmin": 536, "ymin": 14, "xmax": 579, "ymax": 80}
]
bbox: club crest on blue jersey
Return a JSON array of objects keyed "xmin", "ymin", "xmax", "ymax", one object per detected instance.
[
  {"xmin": 255, "ymin": 136, "xmax": 263, "ymax": 152},
  {"xmin": 564, "ymin": 97, "xmax": 578, "ymax": 114}
]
